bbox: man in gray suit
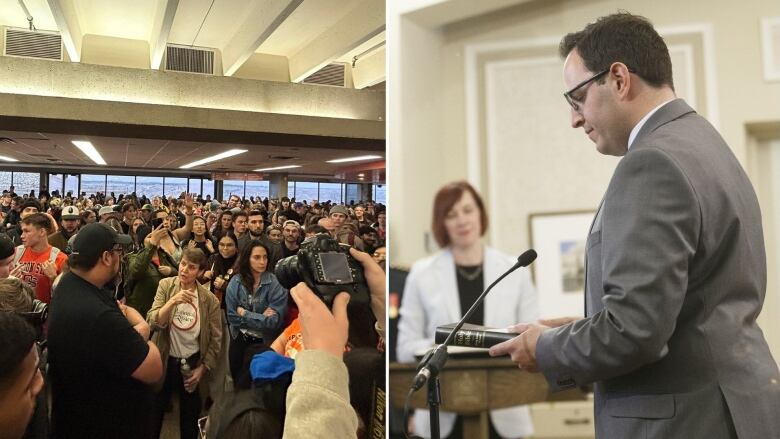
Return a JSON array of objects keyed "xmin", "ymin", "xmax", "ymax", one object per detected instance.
[{"xmin": 490, "ymin": 12, "xmax": 780, "ymax": 438}]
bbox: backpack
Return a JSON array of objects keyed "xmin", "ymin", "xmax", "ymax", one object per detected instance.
[{"xmin": 13, "ymin": 245, "xmax": 60, "ymax": 266}]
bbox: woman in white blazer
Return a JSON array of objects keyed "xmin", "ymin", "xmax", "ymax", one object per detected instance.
[{"xmin": 396, "ymin": 181, "xmax": 538, "ymax": 439}]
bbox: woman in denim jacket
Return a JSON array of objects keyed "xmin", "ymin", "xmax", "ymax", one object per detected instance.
[{"xmin": 225, "ymin": 239, "xmax": 287, "ymax": 384}]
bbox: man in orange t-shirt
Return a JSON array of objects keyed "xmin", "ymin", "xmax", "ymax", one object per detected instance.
[{"xmin": 15, "ymin": 213, "xmax": 68, "ymax": 303}]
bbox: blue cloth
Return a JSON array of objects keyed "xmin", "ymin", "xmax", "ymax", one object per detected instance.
[
  {"xmin": 225, "ymin": 271, "xmax": 288, "ymax": 340},
  {"xmin": 250, "ymin": 350, "xmax": 295, "ymax": 382}
]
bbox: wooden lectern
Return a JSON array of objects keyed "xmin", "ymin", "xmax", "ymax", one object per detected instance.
[{"xmin": 390, "ymin": 357, "xmax": 587, "ymax": 439}]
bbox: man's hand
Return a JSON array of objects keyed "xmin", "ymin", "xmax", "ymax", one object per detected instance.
[
  {"xmin": 213, "ymin": 276, "xmax": 226, "ymax": 290},
  {"xmin": 348, "ymin": 247, "xmax": 385, "ymax": 324},
  {"xmin": 488, "ymin": 323, "xmax": 550, "ymax": 372},
  {"xmin": 158, "ymin": 265, "xmax": 173, "ymax": 276},
  {"xmin": 183, "ymin": 364, "xmax": 205, "ymax": 393},
  {"xmin": 205, "ymin": 240, "xmax": 215, "ymax": 254},
  {"xmin": 262, "ymin": 307, "xmax": 277, "ymax": 317},
  {"xmin": 290, "ymin": 282, "xmax": 349, "ymax": 359},
  {"xmin": 41, "ymin": 260, "xmax": 57, "ymax": 280},
  {"xmin": 9, "ymin": 263, "xmax": 25, "ymax": 279},
  {"xmin": 187, "ymin": 240, "xmax": 197, "ymax": 249},
  {"xmin": 237, "ymin": 306, "xmax": 246, "ymax": 317}
]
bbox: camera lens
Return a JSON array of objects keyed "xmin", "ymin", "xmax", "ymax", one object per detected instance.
[{"xmin": 274, "ymin": 255, "xmax": 301, "ymax": 289}]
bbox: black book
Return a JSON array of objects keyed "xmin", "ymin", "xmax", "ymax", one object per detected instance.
[{"xmin": 434, "ymin": 323, "xmax": 516, "ymax": 349}]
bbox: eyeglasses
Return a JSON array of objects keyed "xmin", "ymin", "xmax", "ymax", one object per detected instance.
[
  {"xmin": 563, "ymin": 68, "xmax": 609, "ymax": 112},
  {"xmin": 563, "ymin": 66, "xmax": 636, "ymax": 112}
]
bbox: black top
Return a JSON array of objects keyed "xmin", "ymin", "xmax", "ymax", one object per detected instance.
[
  {"xmin": 456, "ymin": 264, "xmax": 485, "ymax": 326},
  {"xmin": 281, "ymin": 242, "xmax": 300, "ymax": 259},
  {"xmin": 48, "ymin": 272, "xmax": 153, "ymax": 439}
]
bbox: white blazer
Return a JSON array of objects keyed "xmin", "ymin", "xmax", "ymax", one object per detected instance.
[{"xmin": 397, "ymin": 246, "xmax": 538, "ymax": 439}]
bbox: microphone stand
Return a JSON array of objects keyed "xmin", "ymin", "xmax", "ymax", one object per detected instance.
[{"xmin": 410, "ymin": 250, "xmax": 537, "ymax": 439}]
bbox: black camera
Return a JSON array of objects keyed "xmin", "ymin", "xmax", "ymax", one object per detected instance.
[
  {"xmin": 18, "ymin": 299, "xmax": 48, "ymax": 341},
  {"xmin": 275, "ymin": 233, "xmax": 369, "ymax": 306}
]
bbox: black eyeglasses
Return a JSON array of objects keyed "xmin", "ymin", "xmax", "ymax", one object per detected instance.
[
  {"xmin": 563, "ymin": 66, "xmax": 637, "ymax": 112},
  {"xmin": 563, "ymin": 69, "xmax": 609, "ymax": 111}
]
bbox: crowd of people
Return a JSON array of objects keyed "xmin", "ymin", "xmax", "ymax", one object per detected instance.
[{"xmin": 0, "ymin": 185, "xmax": 387, "ymax": 439}]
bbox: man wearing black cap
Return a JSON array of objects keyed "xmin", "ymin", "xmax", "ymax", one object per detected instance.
[
  {"xmin": 5, "ymin": 199, "xmax": 41, "ymax": 246},
  {"xmin": 48, "ymin": 223, "xmax": 163, "ymax": 439},
  {"xmin": 0, "ymin": 235, "xmax": 16, "ymax": 279}
]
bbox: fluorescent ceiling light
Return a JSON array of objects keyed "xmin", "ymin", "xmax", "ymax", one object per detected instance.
[
  {"xmin": 326, "ymin": 155, "xmax": 383, "ymax": 164},
  {"xmin": 72, "ymin": 140, "xmax": 107, "ymax": 165},
  {"xmin": 253, "ymin": 165, "xmax": 302, "ymax": 172},
  {"xmin": 180, "ymin": 149, "xmax": 248, "ymax": 169},
  {"xmin": 0, "ymin": 155, "xmax": 18, "ymax": 162}
]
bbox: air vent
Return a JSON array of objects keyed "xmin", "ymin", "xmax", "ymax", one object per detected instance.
[
  {"xmin": 164, "ymin": 44, "xmax": 214, "ymax": 75},
  {"xmin": 0, "ymin": 138, "xmax": 17, "ymax": 144},
  {"xmin": 269, "ymin": 155, "xmax": 297, "ymax": 160},
  {"xmin": 302, "ymin": 63, "xmax": 346, "ymax": 87},
  {"xmin": 28, "ymin": 153, "xmax": 54, "ymax": 157},
  {"xmin": 4, "ymin": 27, "xmax": 63, "ymax": 60}
]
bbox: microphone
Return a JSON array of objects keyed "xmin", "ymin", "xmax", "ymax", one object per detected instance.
[{"xmin": 410, "ymin": 249, "xmax": 537, "ymax": 391}]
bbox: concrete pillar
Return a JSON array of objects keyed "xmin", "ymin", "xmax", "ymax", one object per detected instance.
[
  {"xmin": 269, "ymin": 174, "xmax": 289, "ymax": 199},
  {"xmin": 215, "ymin": 180, "xmax": 224, "ymax": 201},
  {"xmin": 359, "ymin": 183, "xmax": 373, "ymax": 202}
]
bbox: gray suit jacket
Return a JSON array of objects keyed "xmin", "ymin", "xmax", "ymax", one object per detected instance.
[{"xmin": 536, "ymin": 99, "xmax": 780, "ymax": 438}]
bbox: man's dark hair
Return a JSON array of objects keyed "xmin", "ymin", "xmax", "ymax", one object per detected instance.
[
  {"xmin": 306, "ymin": 224, "xmax": 328, "ymax": 235},
  {"xmin": 247, "ymin": 210, "xmax": 263, "ymax": 218},
  {"xmin": 559, "ymin": 12, "xmax": 674, "ymax": 89},
  {"xmin": 233, "ymin": 211, "xmax": 248, "ymax": 222},
  {"xmin": 121, "ymin": 202, "xmax": 136, "ymax": 213},
  {"xmin": 21, "ymin": 213, "xmax": 52, "ymax": 233},
  {"xmin": 358, "ymin": 225, "xmax": 377, "ymax": 236},
  {"xmin": 0, "ymin": 312, "xmax": 36, "ymax": 392}
]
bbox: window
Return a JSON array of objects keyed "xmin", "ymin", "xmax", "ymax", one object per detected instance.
[
  {"xmin": 48, "ymin": 174, "xmax": 64, "ymax": 194},
  {"xmin": 164, "ymin": 177, "xmax": 187, "ymax": 198},
  {"xmin": 345, "ymin": 183, "xmax": 360, "ymax": 204},
  {"xmin": 107, "ymin": 175, "xmax": 135, "ymax": 195},
  {"xmin": 12, "ymin": 172, "xmax": 40, "ymax": 196},
  {"xmin": 293, "ymin": 181, "xmax": 318, "ymax": 203},
  {"xmin": 319, "ymin": 183, "xmax": 342, "ymax": 203},
  {"xmin": 65, "ymin": 175, "xmax": 78, "ymax": 197},
  {"xmin": 0, "ymin": 172, "xmax": 11, "ymax": 192},
  {"xmin": 187, "ymin": 179, "xmax": 202, "ymax": 197},
  {"xmin": 222, "ymin": 180, "xmax": 244, "ymax": 200},
  {"xmin": 135, "ymin": 176, "xmax": 163, "ymax": 198},
  {"xmin": 287, "ymin": 181, "xmax": 295, "ymax": 199},
  {"xmin": 81, "ymin": 174, "xmax": 106, "ymax": 195},
  {"xmin": 245, "ymin": 180, "xmax": 269, "ymax": 200},
  {"xmin": 202, "ymin": 179, "xmax": 214, "ymax": 199},
  {"xmin": 373, "ymin": 184, "xmax": 386, "ymax": 204}
]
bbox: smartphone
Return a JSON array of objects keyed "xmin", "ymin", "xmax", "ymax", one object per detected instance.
[{"xmin": 151, "ymin": 217, "xmax": 164, "ymax": 228}]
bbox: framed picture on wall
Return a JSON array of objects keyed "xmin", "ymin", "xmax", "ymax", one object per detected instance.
[{"xmin": 529, "ymin": 210, "xmax": 596, "ymax": 318}]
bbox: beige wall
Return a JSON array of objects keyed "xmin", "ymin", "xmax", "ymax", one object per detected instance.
[
  {"xmin": 233, "ymin": 52, "xmax": 291, "ymax": 82},
  {"xmin": 81, "ymin": 34, "xmax": 150, "ymax": 70}
]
